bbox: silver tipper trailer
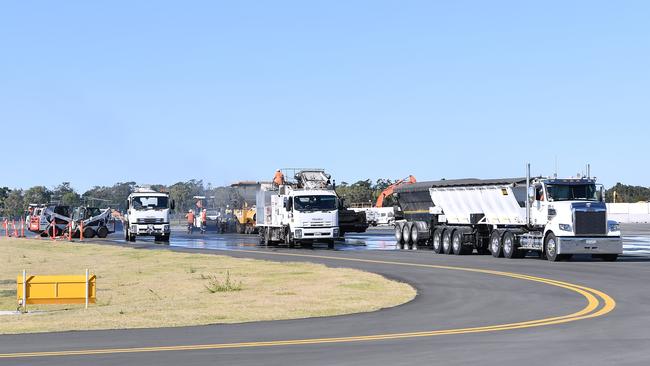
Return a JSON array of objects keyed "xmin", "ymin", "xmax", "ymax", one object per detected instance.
[{"xmin": 393, "ymin": 165, "xmax": 622, "ymax": 261}]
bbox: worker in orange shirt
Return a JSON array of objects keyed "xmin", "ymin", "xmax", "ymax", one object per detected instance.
[
  {"xmin": 186, "ymin": 209, "xmax": 195, "ymax": 234},
  {"xmin": 200, "ymin": 209, "xmax": 207, "ymax": 234},
  {"xmin": 273, "ymin": 169, "xmax": 285, "ymax": 186}
]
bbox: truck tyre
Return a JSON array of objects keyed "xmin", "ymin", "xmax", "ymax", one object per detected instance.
[
  {"xmin": 327, "ymin": 239, "xmax": 335, "ymax": 250},
  {"xmin": 259, "ymin": 228, "xmax": 267, "ymax": 245},
  {"xmin": 83, "ymin": 227, "xmax": 96, "ymax": 239},
  {"xmin": 160, "ymin": 234, "xmax": 170, "ymax": 243},
  {"xmin": 129, "ymin": 232, "xmax": 136, "ymax": 242},
  {"xmin": 490, "ymin": 230, "xmax": 503, "ymax": 258},
  {"xmin": 502, "ymin": 231, "xmax": 519, "ymax": 259},
  {"xmin": 402, "ymin": 223, "xmax": 412, "ymax": 249},
  {"xmin": 544, "ymin": 232, "xmax": 560, "ymax": 262},
  {"xmin": 442, "ymin": 229, "xmax": 454, "ymax": 254},
  {"xmin": 97, "ymin": 226, "xmax": 109, "ymax": 238},
  {"xmin": 394, "ymin": 223, "xmax": 404, "ymax": 248},
  {"xmin": 410, "ymin": 224, "xmax": 419, "ymax": 249},
  {"xmin": 452, "ymin": 230, "xmax": 469, "ymax": 255},
  {"xmin": 432, "ymin": 229, "xmax": 443, "ymax": 254}
]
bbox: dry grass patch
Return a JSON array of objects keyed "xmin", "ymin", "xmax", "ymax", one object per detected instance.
[{"xmin": 0, "ymin": 238, "xmax": 415, "ymax": 334}]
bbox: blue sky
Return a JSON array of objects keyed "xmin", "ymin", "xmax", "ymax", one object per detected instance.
[{"xmin": 1, "ymin": 1, "xmax": 648, "ymax": 192}]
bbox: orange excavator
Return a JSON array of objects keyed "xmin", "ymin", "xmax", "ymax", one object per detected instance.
[{"xmin": 375, "ymin": 175, "xmax": 417, "ymax": 207}]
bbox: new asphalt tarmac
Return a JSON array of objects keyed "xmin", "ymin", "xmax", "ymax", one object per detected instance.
[{"xmin": 1, "ymin": 225, "xmax": 649, "ymax": 365}]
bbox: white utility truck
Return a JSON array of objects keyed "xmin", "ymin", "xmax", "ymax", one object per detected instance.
[
  {"xmin": 394, "ymin": 164, "xmax": 622, "ymax": 261},
  {"xmin": 256, "ymin": 169, "xmax": 339, "ymax": 249},
  {"xmin": 124, "ymin": 188, "xmax": 174, "ymax": 242}
]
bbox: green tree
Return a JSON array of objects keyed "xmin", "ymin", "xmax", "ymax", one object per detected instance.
[
  {"xmin": 3, "ymin": 189, "xmax": 24, "ymax": 218},
  {"xmin": 606, "ymin": 183, "xmax": 650, "ymax": 203},
  {"xmin": 24, "ymin": 186, "xmax": 51, "ymax": 206}
]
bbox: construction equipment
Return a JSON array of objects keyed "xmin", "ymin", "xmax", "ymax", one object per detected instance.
[
  {"xmin": 256, "ymin": 169, "xmax": 339, "ymax": 248},
  {"xmin": 27, "ymin": 205, "xmax": 72, "ymax": 237},
  {"xmin": 71, "ymin": 207, "xmax": 116, "ymax": 238},
  {"xmin": 393, "ymin": 164, "xmax": 622, "ymax": 261},
  {"xmin": 376, "ymin": 175, "xmax": 416, "ymax": 208},
  {"xmin": 233, "ymin": 206, "xmax": 258, "ymax": 234}
]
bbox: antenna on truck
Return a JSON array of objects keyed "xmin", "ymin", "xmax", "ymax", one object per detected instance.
[{"xmin": 526, "ymin": 163, "xmax": 531, "ymax": 227}]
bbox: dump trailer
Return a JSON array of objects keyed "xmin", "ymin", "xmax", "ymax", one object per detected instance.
[
  {"xmin": 393, "ymin": 165, "xmax": 622, "ymax": 261},
  {"xmin": 256, "ymin": 170, "xmax": 339, "ymax": 248}
]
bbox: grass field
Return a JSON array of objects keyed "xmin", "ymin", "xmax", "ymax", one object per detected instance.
[{"xmin": 0, "ymin": 238, "xmax": 415, "ymax": 334}]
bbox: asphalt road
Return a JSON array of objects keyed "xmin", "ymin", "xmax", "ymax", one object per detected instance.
[{"xmin": 1, "ymin": 226, "xmax": 649, "ymax": 365}]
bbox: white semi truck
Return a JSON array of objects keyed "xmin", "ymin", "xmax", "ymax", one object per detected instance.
[
  {"xmin": 124, "ymin": 188, "xmax": 174, "ymax": 243},
  {"xmin": 394, "ymin": 165, "xmax": 622, "ymax": 261},
  {"xmin": 256, "ymin": 170, "xmax": 339, "ymax": 249}
]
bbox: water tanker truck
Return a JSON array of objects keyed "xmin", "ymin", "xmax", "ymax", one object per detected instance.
[{"xmin": 393, "ymin": 165, "xmax": 622, "ymax": 261}]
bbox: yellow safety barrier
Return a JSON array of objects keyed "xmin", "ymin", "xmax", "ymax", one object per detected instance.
[{"xmin": 16, "ymin": 269, "xmax": 96, "ymax": 311}]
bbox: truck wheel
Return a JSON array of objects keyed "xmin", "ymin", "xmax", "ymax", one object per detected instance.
[
  {"xmin": 490, "ymin": 230, "xmax": 503, "ymax": 258},
  {"xmin": 432, "ymin": 229, "xmax": 443, "ymax": 254},
  {"xmin": 452, "ymin": 230, "xmax": 468, "ymax": 255},
  {"xmin": 410, "ymin": 225, "xmax": 420, "ymax": 250},
  {"xmin": 259, "ymin": 228, "xmax": 267, "ymax": 245},
  {"xmin": 327, "ymin": 239, "xmax": 335, "ymax": 250},
  {"xmin": 442, "ymin": 229, "xmax": 454, "ymax": 254},
  {"xmin": 83, "ymin": 227, "xmax": 96, "ymax": 239},
  {"xmin": 502, "ymin": 231, "xmax": 519, "ymax": 259},
  {"xmin": 97, "ymin": 226, "xmax": 109, "ymax": 238},
  {"xmin": 160, "ymin": 234, "xmax": 170, "ymax": 243},
  {"xmin": 394, "ymin": 223, "xmax": 404, "ymax": 246},
  {"xmin": 544, "ymin": 232, "xmax": 559, "ymax": 262},
  {"xmin": 402, "ymin": 223, "xmax": 412, "ymax": 249},
  {"xmin": 129, "ymin": 232, "xmax": 136, "ymax": 242},
  {"xmin": 124, "ymin": 227, "xmax": 129, "ymax": 242}
]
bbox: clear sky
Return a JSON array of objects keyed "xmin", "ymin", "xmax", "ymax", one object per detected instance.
[{"xmin": 1, "ymin": 1, "xmax": 648, "ymax": 192}]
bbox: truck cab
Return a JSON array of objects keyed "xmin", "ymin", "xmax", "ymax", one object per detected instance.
[
  {"xmin": 528, "ymin": 178, "xmax": 621, "ymax": 258},
  {"xmin": 124, "ymin": 188, "xmax": 174, "ymax": 243}
]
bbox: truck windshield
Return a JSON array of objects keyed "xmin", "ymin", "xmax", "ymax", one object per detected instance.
[
  {"xmin": 132, "ymin": 196, "xmax": 169, "ymax": 210},
  {"xmin": 293, "ymin": 195, "xmax": 337, "ymax": 212},
  {"xmin": 546, "ymin": 184, "xmax": 598, "ymax": 201}
]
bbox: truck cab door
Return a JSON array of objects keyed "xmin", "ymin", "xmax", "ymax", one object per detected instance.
[{"xmin": 530, "ymin": 184, "xmax": 547, "ymax": 225}]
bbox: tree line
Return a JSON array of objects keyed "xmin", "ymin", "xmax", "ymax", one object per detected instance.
[{"xmin": 1, "ymin": 180, "xmax": 648, "ymax": 219}]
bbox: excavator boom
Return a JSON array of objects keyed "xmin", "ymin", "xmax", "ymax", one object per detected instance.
[{"xmin": 375, "ymin": 175, "xmax": 416, "ymax": 207}]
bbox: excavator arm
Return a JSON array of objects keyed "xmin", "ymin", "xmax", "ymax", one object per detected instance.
[{"xmin": 375, "ymin": 175, "xmax": 416, "ymax": 207}]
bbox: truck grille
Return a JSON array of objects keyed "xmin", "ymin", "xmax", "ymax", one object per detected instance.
[
  {"xmin": 137, "ymin": 218, "xmax": 164, "ymax": 224},
  {"xmin": 574, "ymin": 210, "xmax": 606, "ymax": 235}
]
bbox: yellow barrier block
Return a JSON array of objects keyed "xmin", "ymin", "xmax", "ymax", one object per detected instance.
[{"xmin": 17, "ymin": 273, "xmax": 96, "ymax": 305}]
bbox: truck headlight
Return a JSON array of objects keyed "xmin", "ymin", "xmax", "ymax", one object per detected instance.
[
  {"xmin": 558, "ymin": 224, "xmax": 572, "ymax": 232},
  {"xmin": 163, "ymin": 225, "xmax": 170, "ymax": 232},
  {"xmin": 294, "ymin": 229, "xmax": 302, "ymax": 239},
  {"xmin": 608, "ymin": 221, "xmax": 620, "ymax": 232}
]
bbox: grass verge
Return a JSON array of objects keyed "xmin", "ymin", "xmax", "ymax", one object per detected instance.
[{"xmin": 0, "ymin": 238, "xmax": 415, "ymax": 334}]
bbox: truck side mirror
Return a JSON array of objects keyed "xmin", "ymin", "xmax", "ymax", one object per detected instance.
[
  {"xmin": 125, "ymin": 200, "xmax": 130, "ymax": 209},
  {"xmin": 170, "ymin": 200, "xmax": 175, "ymax": 210},
  {"xmin": 285, "ymin": 198, "xmax": 293, "ymax": 211},
  {"xmin": 598, "ymin": 187, "xmax": 604, "ymax": 202}
]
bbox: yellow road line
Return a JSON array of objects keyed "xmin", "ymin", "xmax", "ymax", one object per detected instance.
[{"xmin": 0, "ymin": 251, "xmax": 616, "ymax": 359}]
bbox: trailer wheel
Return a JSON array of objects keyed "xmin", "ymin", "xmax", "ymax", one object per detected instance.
[
  {"xmin": 83, "ymin": 227, "xmax": 96, "ymax": 239},
  {"xmin": 442, "ymin": 229, "xmax": 454, "ymax": 254},
  {"xmin": 502, "ymin": 231, "xmax": 520, "ymax": 259},
  {"xmin": 402, "ymin": 223, "xmax": 412, "ymax": 249},
  {"xmin": 490, "ymin": 230, "xmax": 503, "ymax": 258},
  {"xmin": 452, "ymin": 230, "xmax": 469, "ymax": 255},
  {"xmin": 394, "ymin": 223, "xmax": 404, "ymax": 247},
  {"xmin": 259, "ymin": 228, "xmax": 267, "ymax": 245},
  {"xmin": 410, "ymin": 225, "xmax": 421, "ymax": 250},
  {"xmin": 544, "ymin": 232, "xmax": 559, "ymax": 262},
  {"xmin": 97, "ymin": 226, "xmax": 109, "ymax": 238},
  {"xmin": 432, "ymin": 229, "xmax": 443, "ymax": 254}
]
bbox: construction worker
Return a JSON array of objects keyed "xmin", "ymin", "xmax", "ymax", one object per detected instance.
[
  {"xmin": 273, "ymin": 169, "xmax": 285, "ymax": 186},
  {"xmin": 185, "ymin": 209, "xmax": 195, "ymax": 234},
  {"xmin": 200, "ymin": 208, "xmax": 207, "ymax": 234}
]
